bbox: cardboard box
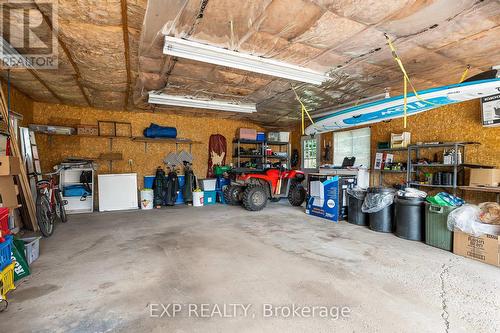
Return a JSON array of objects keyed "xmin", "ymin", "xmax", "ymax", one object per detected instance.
[
  {"xmin": 306, "ymin": 176, "xmax": 339, "ymax": 222},
  {"xmin": 0, "ymin": 156, "xmax": 21, "ymax": 175},
  {"xmin": 0, "ymin": 176, "xmax": 20, "ymax": 208},
  {"xmin": 469, "ymin": 169, "xmax": 500, "ymax": 187},
  {"xmin": 238, "ymin": 128, "xmax": 257, "ymax": 140},
  {"xmin": 453, "ymin": 231, "xmax": 499, "ymax": 267}
]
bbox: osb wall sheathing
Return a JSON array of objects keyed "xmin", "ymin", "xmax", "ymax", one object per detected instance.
[
  {"xmin": 32, "ymin": 102, "xmax": 265, "ymax": 187},
  {"xmin": 371, "ymin": 99, "xmax": 500, "ymax": 203},
  {"xmin": 1, "ymin": 81, "xmax": 34, "ymax": 126},
  {"xmin": 294, "ymin": 100, "xmax": 499, "ymax": 203}
]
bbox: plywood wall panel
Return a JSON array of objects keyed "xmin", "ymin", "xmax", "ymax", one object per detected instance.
[
  {"xmin": 32, "ymin": 102, "xmax": 264, "ymax": 187},
  {"xmin": 371, "ymin": 99, "xmax": 500, "ymax": 203}
]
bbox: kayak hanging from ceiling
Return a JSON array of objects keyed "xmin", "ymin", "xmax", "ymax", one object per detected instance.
[{"xmin": 305, "ymin": 77, "xmax": 500, "ymax": 135}]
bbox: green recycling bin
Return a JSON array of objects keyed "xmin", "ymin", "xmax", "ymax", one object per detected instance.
[
  {"xmin": 12, "ymin": 238, "xmax": 30, "ymax": 281},
  {"xmin": 424, "ymin": 203, "xmax": 457, "ymax": 251}
]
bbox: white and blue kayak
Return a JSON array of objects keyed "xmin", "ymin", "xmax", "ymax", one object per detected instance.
[{"xmin": 305, "ymin": 78, "xmax": 500, "ymax": 135}]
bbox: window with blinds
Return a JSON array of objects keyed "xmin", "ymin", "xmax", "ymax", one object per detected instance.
[{"xmin": 333, "ymin": 127, "xmax": 371, "ymax": 168}]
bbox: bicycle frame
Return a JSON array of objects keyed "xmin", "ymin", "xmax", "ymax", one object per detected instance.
[{"xmin": 36, "ymin": 177, "xmax": 58, "ymax": 211}]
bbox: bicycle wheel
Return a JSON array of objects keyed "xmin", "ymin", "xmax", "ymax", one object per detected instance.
[
  {"xmin": 55, "ymin": 189, "xmax": 68, "ymax": 223},
  {"xmin": 0, "ymin": 298, "xmax": 8, "ymax": 312},
  {"xmin": 36, "ymin": 193, "xmax": 55, "ymax": 237}
]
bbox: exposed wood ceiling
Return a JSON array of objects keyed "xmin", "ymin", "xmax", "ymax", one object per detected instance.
[{"xmin": 1, "ymin": 0, "xmax": 499, "ymax": 129}]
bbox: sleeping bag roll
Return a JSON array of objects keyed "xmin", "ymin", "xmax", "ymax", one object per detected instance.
[{"xmin": 144, "ymin": 123, "xmax": 177, "ymax": 138}]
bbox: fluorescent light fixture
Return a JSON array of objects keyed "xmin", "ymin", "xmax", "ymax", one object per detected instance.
[
  {"xmin": 148, "ymin": 93, "xmax": 257, "ymax": 113},
  {"xmin": 163, "ymin": 36, "xmax": 329, "ymax": 85}
]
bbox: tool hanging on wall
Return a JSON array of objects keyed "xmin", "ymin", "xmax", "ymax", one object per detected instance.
[
  {"xmin": 291, "ymin": 85, "xmax": 314, "ymax": 135},
  {"xmin": 323, "ymin": 139, "xmax": 331, "ymax": 162}
]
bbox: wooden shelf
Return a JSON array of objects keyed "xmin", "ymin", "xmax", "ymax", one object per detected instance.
[
  {"xmin": 131, "ymin": 137, "xmax": 202, "ymax": 144},
  {"xmin": 458, "ymin": 186, "xmax": 500, "ymax": 193},
  {"xmin": 35, "ymin": 132, "xmax": 131, "ymax": 139},
  {"xmin": 413, "ymin": 163, "xmax": 492, "ymax": 168},
  {"xmin": 35, "ymin": 132, "xmax": 203, "ymax": 144},
  {"xmin": 409, "ymin": 182, "xmax": 455, "ymax": 188}
]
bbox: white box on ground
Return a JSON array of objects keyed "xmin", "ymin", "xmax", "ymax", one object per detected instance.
[
  {"xmin": 199, "ymin": 179, "xmax": 217, "ymax": 191},
  {"xmin": 98, "ymin": 173, "xmax": 138, "ymax": 212}
]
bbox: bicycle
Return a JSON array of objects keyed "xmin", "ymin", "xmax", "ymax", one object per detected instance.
[{"xmin": 35, "ymin": 166, "xmax": 67, "ymax": 237}]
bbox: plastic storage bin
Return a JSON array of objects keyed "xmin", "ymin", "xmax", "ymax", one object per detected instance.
[
  {"xmin": 395, "ymin": 196, "xmax": 425, "ymax": 241},
  {"xmin": 256, "ymin": 132, "xmax": 265, "ymax": 141},
  {"xmin": 204, "ymin": 191, "xmax": 217, "ymax": 205},
  {"xmin": 20, "ymin": 237, "xmax": 41, "ymax": 265},
  {"xmin": 199, "ymin": 179, "xmax": 217, "ymax": 191},
  {"xmin": 425, "ymin": 203, "xmax": 456, "ymax": 251},
  {"xmin": 0, "ymin": 208, "xmax": 10, "ymax": 241},
  {"xmin": 0, "ymin": 262, "xmax": 16, "ymax": 298},
  {"xmin": 176, "ymin": 175, "xmax": 185, "ymax": 205},
  {"xmin": 0, "ymin": 235, "xmax": 13, "ymax": 271},
  {"xmin": 144, "ymin": 175, "xmax": 155, "ymax": 189}
]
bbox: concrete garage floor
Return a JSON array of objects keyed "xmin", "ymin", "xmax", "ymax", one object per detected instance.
[{"xmin": 2, "ymin": 203, "xmax": 499, "ymax": 333}]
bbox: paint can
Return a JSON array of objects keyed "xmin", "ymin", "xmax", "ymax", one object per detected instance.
[
  {"xmin": 140, "ymin": 189, "xmax": 154, "ymax": 210},
  {"xmin": 193, "ymin": 191, "xmax": 204, "ymax": 207}
]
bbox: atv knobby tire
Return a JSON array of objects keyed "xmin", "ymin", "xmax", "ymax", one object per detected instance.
[
  {"xmin": 242, "ymin": 185, "xmax": 268, "ymax": 211},
  {"xmin": 223, "ymin": 185, "xmax": 244, "ymax": 205},
  {"xmin": 288, "ymin": 183, "xmax": 306, "ymax": 206}
]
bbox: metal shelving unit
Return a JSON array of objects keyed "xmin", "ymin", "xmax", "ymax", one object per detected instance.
[
  {"xmin": 232, "ymin": 139, "xmax": 290, "ymax": 171},
  {"xmin": 372, "ymin": 147, "xmax": 411, "ymax": 185},
  {"xmin": 406, "ymin": 142, "xmax": 485, "ymax": 195}
]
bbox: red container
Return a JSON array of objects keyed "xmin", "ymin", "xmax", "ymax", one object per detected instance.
[{"xmin": 0, "ymin": 208, "xmax": 10, "ymax": 242}]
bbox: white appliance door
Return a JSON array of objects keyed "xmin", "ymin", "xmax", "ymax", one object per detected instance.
[{"xmin": 98, "ymin": 173, "xmax": 138, "ymax": 212}]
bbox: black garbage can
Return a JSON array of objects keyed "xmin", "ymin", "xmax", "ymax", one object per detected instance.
[
  {"xmin": 395, "ymin": 195, "xmax": 425, "ymax": 241},
  {"xmin": 366, "ymin": 187, "xmax": 395, "ymax": 233},
  {"xmin": 347, "ymin": 190, "xmax": 368, "ymax": 226}
]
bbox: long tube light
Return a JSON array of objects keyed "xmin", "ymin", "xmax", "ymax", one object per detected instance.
[
  {"xmin": 148, "ymin": 93, "xmax": 257, "ymax": 113},
  {"xmin": 163, "ymin": 36, "xmax": 330, "ymax": 85}
]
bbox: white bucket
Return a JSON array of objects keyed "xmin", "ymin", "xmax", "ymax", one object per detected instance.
[
  {"xmin": 140, "ymin": 189, "xmax": 154, "ymax": 210},
  {"xmin": 193, "ymin": 191, "xmax": 204, "ymax": 207}
]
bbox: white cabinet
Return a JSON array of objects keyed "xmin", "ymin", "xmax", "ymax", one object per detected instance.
[
  {"xmin": 98, "ymin": 173, "xmax": 138, "ymax": 212},
  {"xmin": 60, "ymin": 167, "xmax": 94, "ymax": 214}
]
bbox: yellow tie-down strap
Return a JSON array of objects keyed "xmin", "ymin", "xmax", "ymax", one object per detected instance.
[{"xmin": 291, "ymin": 85, "xmax": 314, "ymax": 135}]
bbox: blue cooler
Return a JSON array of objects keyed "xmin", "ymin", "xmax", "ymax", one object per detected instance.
[
  {"xmin": 144, "ymin": 175, "xmax": 155, "ymax": 189},
  {"xmin": 176, "ymin": 175, "xmax": 185, "ymax": 205},
  {"xmin": 204, "ymin": 191, "xmax": 217, "ymax": 205}
]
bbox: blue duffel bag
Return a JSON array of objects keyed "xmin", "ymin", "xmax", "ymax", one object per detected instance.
[
  {"xmin": 63, "ymin": 185, "xmax": 91, "ymax": 198},
  {"xmin": 143, "ymin": 123, "xmax": 177, "ymax": 138}
]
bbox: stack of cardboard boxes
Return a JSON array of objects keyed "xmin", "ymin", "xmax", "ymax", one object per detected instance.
[
  {"xmin": 0, "ymin": 156, "xmax": 21, "ymax": 209},
  {"xmin": 453, "ymin": 168, "xmax": 500, "ymax": 267}
]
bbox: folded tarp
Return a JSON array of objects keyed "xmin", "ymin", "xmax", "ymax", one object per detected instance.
[{"xmin": 143, "ymin": 123, "xmax": 177, "ymax": 138}]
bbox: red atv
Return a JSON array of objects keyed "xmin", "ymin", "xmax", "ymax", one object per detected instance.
[{"xmin": 223, "ymin": 168, "xmax": 307, "ymax": 211}]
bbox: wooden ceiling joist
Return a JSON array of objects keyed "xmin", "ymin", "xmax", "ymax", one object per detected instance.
[
  {"xmin": 121, "ymin": 0, "xmax": 132, "ymax": 109},
  {"xmin": 33, "ymin": 1, "xmax": 92, "ymax": 107}
]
